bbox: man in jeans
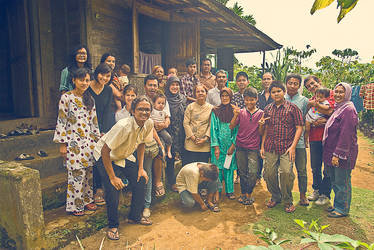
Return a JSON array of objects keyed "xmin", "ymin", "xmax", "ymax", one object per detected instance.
[
  {"xmin": 285, "ymin": 74, "xmax": 309, "ymax": 206},
  {"xmin": 304, "ymin": 75, "xmax": 335, "ymax": 205},
  {"xmin": 176, "ymin": 162, "xmax": 221, "ymax": 212}
]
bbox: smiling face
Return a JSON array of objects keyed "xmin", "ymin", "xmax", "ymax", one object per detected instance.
[
  {"xmin": 195, "ymin": 85, "xmax": 207, "ymax": 102},
  {"xmin": 334, "ymin": 85, "xmax": 346, "ymax": 104},
  {"xmin": 262, "ymin": 73, "xmax": 273, "ymax": 90},
  {"xmin": 244, "ymin": 96, "xmax": 257, "ymax": 110},
  {"xmin": 124, "ymin": 90, "xmax": 136, "ymax": 107},
  {"xmin": 75, "ymin": 48, "xmax": 87, "ymax": 64},
  {"xmin": 97, "ymin": 72, "xmax": 111, "ymax": 86},
  {"xmin": 132, "ymin": 101, "xmax": 152, "ymax": 125},
  {"xmin": 270, "ymin": 87, "xmax": 285, "ymax": 103},
  {"xmin": 286, "ymin": 77, "xmax": 301, "ymax": 97},
  {"xmin": 144, "ymin": 79, "xmax": 158, "ymax": 99},
  {"xmin": 169, "ymin": 82, "xmax": 180, "ymax": 95},
  {"xmin": 154, "ymin": 67, "xmax": 164, "ymax": 81},
  {"xmin": 220, "ymin": 91, "xmax": 231, "ymax": 105},
  {"xmin": 104, "ymin": 56, "xmax": 116, "ymax": 70},
  {"xmin": 73, "ymin": 73, "xmax": 90, "ymax": 94},
  {"xmin": 236, "ymin": 75, "xmax": 248, "ymax": 91},
  {"xmin": 187, "ymin": 64, "xmax": 197, "ymax": 76},
  {"xmin": 305, "ymin": 78, "xmax": 321, "ymax": 94}
]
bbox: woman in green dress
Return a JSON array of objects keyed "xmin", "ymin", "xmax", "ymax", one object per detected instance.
[{"xmin": 210, "ymin": 87, "xmax": 238, "ymax": 200}]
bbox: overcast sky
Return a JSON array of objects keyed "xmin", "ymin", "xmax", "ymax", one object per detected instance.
[{"xmin": 231, "ymin": 0, "xmax": 374, "ymax": 68}]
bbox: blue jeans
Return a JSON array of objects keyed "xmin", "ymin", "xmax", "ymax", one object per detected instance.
[
  {"xmin": 329, "ymin": 165, "xmax": 352, "ymax": 215},
  {"xmin": 179, "ymin": 180, "xmax": 221, "ymax": 208},
  {"xmin": 309, "ymin": 141, "xmax": 331, "ymax": 198}
]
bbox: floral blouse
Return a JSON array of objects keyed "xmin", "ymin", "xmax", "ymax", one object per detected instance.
[{"xmin": 53, "ymin": 91, "xmax": 100, "ymax": 170}]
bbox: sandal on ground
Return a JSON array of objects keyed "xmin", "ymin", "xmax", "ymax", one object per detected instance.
[
  {"xmin": 15, "ymin": 153, "xmax": 34, "ymax": 161},
  {"xmin": 266, "ymin": 199, "xmax": 280, "ymax": 208},
  {"xmin": 85, "ymin": 203, "xmax": 97, "ymax": 211},
  {"xmin": 94, "ymin": 190, "xmax": 106, "ymax": 206},
  {"xmin": 128, "ymin": 217, "xmax": 153, "ymax": 226},
  {"xmin": 242, "ymin": 197, "xmax": 255, "ymax": 206},
  {"xmin": 237, "ymin": 196, "xmax": 247, "ymax": 204},
  {"xmin": 285, "ymin": 203, "xmax": 296, "ymax": 213},
  {"xmin": 326, "ymin": 206, "xmax": 335, "ymax": 212},
  {"xmin": 327, "ymin": 211, "xmax": 347, "ymax": 218},
  {"xmin": 72, "ymin": 211, "xmax": 85, "ymax": 216},
  {"xmin": 206, "ymin": 202, "xmax": 220, "ymax": 212},
  {"xmin": 107, "ymin": 228, "xmax": 119, "ymax": 240},
  {"xmin": 226, "ymin": 193, "xmax": 236, "ymax": 200},
  {"xmin": 299, "ymin": 198, "xmax": 310, "ymax": 206},
  {"xmin": 155, "ymin": 183, "xmax": 165, "ymax": 197},
  {"xmin": 37, "ymin": 150, "xmax": 48, "ymax": 157}
]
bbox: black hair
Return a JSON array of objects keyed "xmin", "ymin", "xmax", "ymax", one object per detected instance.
[
  {"xmin": 286, "ymin": 73, "xmax": 302, "ymax": 87},
  {"xmin": 66, "ymin": 45, "xmax": 92, "ymax": 88},
  {"xmin": 131, "ymin": 95, "xmax": 153, "ymax": 113},
  {"xmin": 143, "ymin": 74, "xmax": 158, "ymax": 86},
  {"xmin": 94, "ymin": 63, "xmax": 112, "ymax": 82},
  {"xmin": 119, "ymin": 64, "xmax": 131, "ymax": 74},
  {"xmin": 152, "ymin": 92, "xmax": 166, "ymax": 104},
  {"xmin": 262, "ymin": 72, "xmax": 274, "ymax": 80},
  {"xmin": 185, "ymin": 58, "xmax": 197, "ymax": 68},
  {"xmin": 123, "ymin": 84, "xmax": 138, "ymax": 95},
  {"xmin": 316, "ymin": 87, "xmax": 330, "ymax": 98},
  {"xmin": 201, "ymin": 58, "xmax": 212, "ymax": 65},
  {"xmin": 243, "ymin": 87, "xmax": 258, "ymax": 99},
  {"xmin": 303, "ymin": 75, "xmax": 320, "ymax": 87},
  {"xmin": 100, "ymin": 53, "xmax": 116, "ymax": 64},
  {"xmin": 193, "ymin": 84, "xmax": 207, "ymax": 97},
  {"xmin": 71, "ymin": 67, "xmax": 94, "ymax": 111},
  {"xmin": 235, "ymin": 71, "xmax": 248, "ymax": 81},
  {"xmin": 199, "ymin": 163, "xmax": 219, "ymax": 181},
  {"xmin": 269, "ymin": 80, "xmax": 286, "ymax": 93}
]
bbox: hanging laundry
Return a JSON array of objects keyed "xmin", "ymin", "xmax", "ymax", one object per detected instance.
[
  {"xmin": 351, "ymin": 85, "xmax": 364, "ymax": 112},
  {"xmin": 360, "ymin": 83, "xmax": 374, "ymax": 110}
]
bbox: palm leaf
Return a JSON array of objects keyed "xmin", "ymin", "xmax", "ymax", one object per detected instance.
[
  {"xmin": 310, "ymin": 0, "xmax": 335, "ymax": 14},
  {"xmin": 337, "ymin": 0, "xmax": 358, "ymax": 22}
]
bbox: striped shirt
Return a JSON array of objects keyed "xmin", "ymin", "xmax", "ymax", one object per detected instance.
[{"xmin": 263, "ymin": 100, "xmax": 304, "ymax": 154}]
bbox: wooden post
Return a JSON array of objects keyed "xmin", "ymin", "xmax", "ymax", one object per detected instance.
[
  {"xmin": 132, "ymin": 0, "xmax": 139, "ymax": 74},
  {"xmin": 195, "ymin": 18, "xmax": 200, "ymax": 73},
  {"xmin": 262, "ymin": 50, "xmax": 266, "ymax": 74}
]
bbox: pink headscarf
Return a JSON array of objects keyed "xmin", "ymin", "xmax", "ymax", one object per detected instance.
[{"xmin": 322, "ymin": 82, "xmax": 357, "ymax": 144}]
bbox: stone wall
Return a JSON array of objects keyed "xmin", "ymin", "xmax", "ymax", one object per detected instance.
[{"xmin": 0, "ymin": 161, "xmax": 45, "ymax": 249}]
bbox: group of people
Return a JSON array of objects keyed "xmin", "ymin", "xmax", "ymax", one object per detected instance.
[{"xmin": 54, "ymin": 45, "xmax": 359, "ymax": 241}]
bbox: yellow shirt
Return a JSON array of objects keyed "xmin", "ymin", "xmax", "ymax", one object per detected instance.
[
  {"xmin": 94, "ymin": 116, "xmax": 154, "ymax": 167},
  {"xmin": 183, "ymin": 102, "xmax": 213, "ymax": 152}
]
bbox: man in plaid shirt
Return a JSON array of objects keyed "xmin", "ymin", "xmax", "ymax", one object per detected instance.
[
  {"xmin": 180, "ymin": 58, "xmax": 200, "ymax": 104},
  {"xmin": 260, "ymin": 80, "xmax": 303, "ymax": 213}
]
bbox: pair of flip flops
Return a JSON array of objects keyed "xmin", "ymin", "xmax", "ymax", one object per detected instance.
[{"xmin": 14, "ymin": 150, "xmax": 48, "ymax": 161}]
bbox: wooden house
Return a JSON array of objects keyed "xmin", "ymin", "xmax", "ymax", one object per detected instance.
[{"xmin": 0, "ymin": 0, "xmax": 281, "ymax": 132}]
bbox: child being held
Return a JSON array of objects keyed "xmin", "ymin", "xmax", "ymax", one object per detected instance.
[
  {"xmin": 151, "ymin": 92, "xmax": 173, "ymax": 159},
  {"xmin": 167, "ymin": 67, "xmax": 178, "ymax": 78},
  {"xmin": 118, "ymin": 64, "xmax": 131, "ymax": 88},
  {"xmin": 305, "ymin": 87, "xmax": 331, "ymax": 146}
]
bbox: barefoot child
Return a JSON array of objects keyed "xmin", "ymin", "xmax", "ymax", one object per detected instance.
[
  {"xmin": 151, "ymin": 93, "xmax": 173, "ymax": 159},
  {"xmin": 54, "ymin": 67, "xmax": 100, "ymax": 216},
  {"xmin": 305, "ymin": 87, "xmax": 331, "ymax": 147}
]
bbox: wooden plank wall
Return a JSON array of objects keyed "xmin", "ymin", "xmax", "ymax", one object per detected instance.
[
  {"xmin": 86, "ymin": 0, "xmax": 132, "ymax": 68},
  {"xmin": 163, "ymin": 21, "xmax": 200, "ymax": 74}
]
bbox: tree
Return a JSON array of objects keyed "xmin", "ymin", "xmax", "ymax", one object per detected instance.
[
  {"xmin": 310, "ymin": 0, "xmax": 359, "ymax": 23},
  {"xmin": 216, "ymin": 0, "xmax": 256, "ymax": 25},
  {"xmin": 332, "ymin": 48, "xmax": 359, "ymax": 63}
]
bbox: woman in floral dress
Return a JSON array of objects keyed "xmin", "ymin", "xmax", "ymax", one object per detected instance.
[{"xmin": 54, "ymin": 67, "xmax": 100, "ymax": 216}]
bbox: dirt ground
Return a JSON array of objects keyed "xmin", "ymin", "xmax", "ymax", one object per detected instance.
[{"xmin": 63, "ymin": 134, "xmax": 374, "ymax": 250}]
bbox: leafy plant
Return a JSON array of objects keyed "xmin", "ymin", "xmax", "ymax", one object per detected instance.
[{"xmin": 310, "ymin": 0, "xmax": 359, "ymax": 23}]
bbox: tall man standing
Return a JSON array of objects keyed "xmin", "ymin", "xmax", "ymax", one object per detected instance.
[
  {"xmin": 199, "ymin": 58, "xmax": 216, "ymax": 90},
  {"xmin": 180, "ymin": 58, "xmax": 200, "ymax": 104},
  {"xmin": 206, "ymin": 69, "xmax": 228, "ymax": 106}
]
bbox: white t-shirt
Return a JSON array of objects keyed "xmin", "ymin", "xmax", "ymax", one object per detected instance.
[
  {"xmin": 115, "ymin": 107, "xmax": 131, "ymax": 122},
  {"xmin": 176, "ymin": 162, "xmax": 201, "ymax": 194}
]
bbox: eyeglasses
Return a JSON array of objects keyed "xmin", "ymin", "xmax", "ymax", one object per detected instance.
[{"xmin": 136, "ymin": 108, "xmax": 151, "ymax": 113}]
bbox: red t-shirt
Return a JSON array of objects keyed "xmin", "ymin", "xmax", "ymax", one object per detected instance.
[{"xmin": 309, "ymin": 90, "xmax": 335, "ymax": 142}]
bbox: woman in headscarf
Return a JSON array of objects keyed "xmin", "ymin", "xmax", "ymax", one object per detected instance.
[
  {"xmin": 323, "ymin": 82, "xmax": 358, "ymax": 218},
  {"xmin": 165, "ymin": 76, "xmax": 187, "ymax": 191},
  {"xmin": 210, "ymin": 88, "xmax": 238, "ymax": 200}
]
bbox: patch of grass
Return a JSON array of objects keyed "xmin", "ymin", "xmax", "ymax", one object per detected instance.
[{"xmin": 245, "ymin": 187, "xmax": 374, "ymax": 245}]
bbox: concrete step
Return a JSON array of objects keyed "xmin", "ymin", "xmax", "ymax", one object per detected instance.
[
  {"xmin": 22, "ymin": 150, "xmax": 64, "ymax": 179},
  {"xmin": 0, "ymin": 130, "xmax": 57, "ymax": 161}
]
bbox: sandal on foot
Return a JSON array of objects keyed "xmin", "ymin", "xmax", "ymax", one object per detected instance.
[
  {"xmin": 238, "ymin": 196, "xmax": 247, "ymax": 204},
  {"xmin": 155, "ymin": 184, "xmax": 165, "ymax": 197},
  {"xmin": 72, "ymin": 211, "xmax": 85, "ymax": 216},
  {"xmin": 206, "ymin": 203, "xmax": 220, "ymax": 212},
  {"xmin": 285, "ymin": 203, "xmax": 296, "ymax": 213},
  {"xmin": 327, "ymin": 211, "xmax": 347, "ymax": 218},
  {"xmin": 226, "ymin": 193, "xmax": 236, "ymax": 200},
  {"xmin": 299, "ymin": 198, "xmax": 310, "ymax": 206},
  {"xmin": 128, "ymin": 217, "xmax": 153, "ymax": 226},
  {"xmin": 15, "ymin": 153, "xmax": 34, "ymax": 161},
  {"xmin": 242, "ymin": 197, "xmax": 255, "ymax": 205},
  {"xmin": 326, "ymin": 206, "xmax": 335, "ymax": 212},
  {"xmin": 94, "ymin": 190, "xmax": 106, "ymax": 206},
  {"xmin": 266, "ymin": 199, "xmax": 279, "ymax": 208},
  {"xmin": 85, "ymin": 203, "xmax": 97, "ymax": 211},
  {"xmin": 107, "ymin": 228, "xmax": 119, "ymax": 240}
]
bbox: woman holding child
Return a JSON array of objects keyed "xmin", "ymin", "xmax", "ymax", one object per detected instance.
[
  {"xmin": 183, "ymin": 84, "xmax": 213, "ymax": 165},
  {"xmin": 210, "ymin": 87, "xmax": 238, "ymax": 200},
  {"xmin": 323, "ymin": 82, "xmax": 358, "ymax": 218}
]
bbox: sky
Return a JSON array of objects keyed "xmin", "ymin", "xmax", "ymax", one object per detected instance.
[{"xmin": 231, "ymin": 0, "xmax": 374, "ymax": 69}]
